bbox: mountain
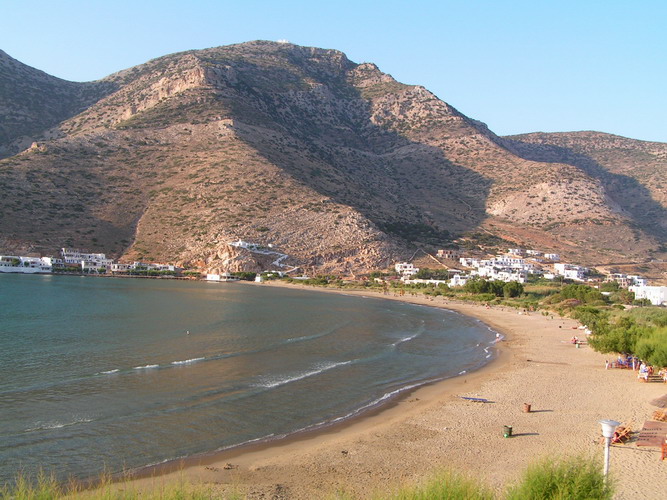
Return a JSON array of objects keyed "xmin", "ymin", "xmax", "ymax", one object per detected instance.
[
  {"xmin": 0, "ymin": 49, "xmax": 114, "ymax": 158},
  {"xmin": 0, "ymin": 41, "xmax": 665, "ymax": 273}
]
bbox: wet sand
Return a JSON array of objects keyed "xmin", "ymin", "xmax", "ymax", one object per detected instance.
[{"xmin": 126, "ymin": 283, "xmax": 667, "ymax": 499}]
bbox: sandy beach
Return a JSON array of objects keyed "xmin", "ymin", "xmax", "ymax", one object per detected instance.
[{"xmin": 128, "ymin": 283, "xmax": 667, "ymax": 499}]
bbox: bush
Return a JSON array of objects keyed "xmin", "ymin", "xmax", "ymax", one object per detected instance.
[
  {"xmin": 505, "ymin": 455, "xmax": 613, "ymax": 500},
  {"xmin": 385, "ymin": 470, "xmax": 494, "ymax": 500},
  {"xmin": 634, "ymin": 327, "xmax": 667, "ymax": 367}
]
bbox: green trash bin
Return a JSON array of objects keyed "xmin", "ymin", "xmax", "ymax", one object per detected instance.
[{"xmin": 503, "ymin": 425, "xmax": 513, "ymax": 438}]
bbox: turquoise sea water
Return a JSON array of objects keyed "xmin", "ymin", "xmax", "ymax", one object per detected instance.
[{"xmin": 0, "ymin": 274, "xmax": 496, "ymax": 484}]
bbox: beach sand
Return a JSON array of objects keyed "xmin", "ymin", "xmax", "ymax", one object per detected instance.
[{"xmin": 128, "ymin": 284, "xmax": 667, "ymax": 499}]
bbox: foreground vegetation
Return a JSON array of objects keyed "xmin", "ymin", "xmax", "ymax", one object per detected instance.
[{"xmin": 1, "ymin": 456, "xmax": 611, "ymax": 500}]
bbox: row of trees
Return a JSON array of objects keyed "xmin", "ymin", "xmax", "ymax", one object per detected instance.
[
  {"xmin": 463, "ymin": 277, "xmax": 524, "ymax": 298},
  {"xmin": 574, "ymin": 306, "xmax": 667, "ymax": 367}
]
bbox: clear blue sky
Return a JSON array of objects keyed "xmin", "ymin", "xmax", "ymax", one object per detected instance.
[{"xmin": 2, "ymin": 0, "xmax": 665, "ymax": 142}]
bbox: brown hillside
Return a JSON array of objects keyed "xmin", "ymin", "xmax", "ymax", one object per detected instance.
[{"xmin": 0, "ymin": 42, "xmax": 664, "ymax": 272}]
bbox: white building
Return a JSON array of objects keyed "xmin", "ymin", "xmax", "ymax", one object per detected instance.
[
  {"xmin": 507, "ymin": 248, "xmax": 525, "ymax": 256},
  {"xmin": 0, "ymin": 255, "xmax": 53, "ymax": 273},
  {"xmin": 61, "ymin": 248, "xmax": 113, "ymax": 270},
  {"xmin": 459, "ymin": 257, "xmax": 481, "ymax": 268},
  {"xmin": 628, "ymin": 275, "xmax": 648, "ymax": 287},
  {"xmin": 554, "ymin": 263, "xmax": 587, "ymax": 281},
  {"xmin": 229, "ymin": 240, "xmax": 265, "ymax": 251},
  {"xmin": 544, "ymin": 253, "xmax": 560, "ymax": 261},
  {"xmin": 395, "ymin": 262, "xmax": 419, "ymax": 277},
  {"xmin": 111, "ymin": 263, "xmax": 132, "ymax": 273},
  {"xmin": 526, "ymin": 250, "xmax": 543, "ymax": 257},
  {"xmin": 473, "ymin": 265, "xmax": 527, "ymax": 283},
  {"xmin": 401, "ymin": 278, "xmax": 448, "ymax": 286},
  {"xmin": 449, "ymin": 274, "xmax": 470, "ymax": 287},
  {"xmin": 629, "ymin": 286, "xmax": 667, "ymax": 306}
]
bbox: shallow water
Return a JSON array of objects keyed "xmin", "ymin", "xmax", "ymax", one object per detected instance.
[{"xmin": 0, "ymin": 274, "xmax": 496, "ymax": 483}]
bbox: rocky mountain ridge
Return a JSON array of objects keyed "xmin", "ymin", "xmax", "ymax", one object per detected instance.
[{"xmin": 0, "ymin": 41, "xmax": 665, "ymax": 273}]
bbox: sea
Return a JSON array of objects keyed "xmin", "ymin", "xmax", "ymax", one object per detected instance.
[{"xmin": 0, "ymin": 274, "xmax": 497, "ymax": 485}]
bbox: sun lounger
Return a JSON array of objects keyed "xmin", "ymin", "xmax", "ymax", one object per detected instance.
[{"xmin": 611, "ymin": 423, "xmax": 632, "ymax": 444}]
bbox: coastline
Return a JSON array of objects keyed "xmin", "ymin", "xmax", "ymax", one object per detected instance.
[{"xmin": 123, "ymin": 282, "xmax": 666, "ymax": 499}]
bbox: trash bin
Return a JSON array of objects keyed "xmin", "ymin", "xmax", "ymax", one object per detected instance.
[
  {"xmin": 523, "ymin": 403, "xmax": 531, "ymax": 413},
  {"xmin": 503, "ymin": 425, "xmax": 513, "ymax": 438}
]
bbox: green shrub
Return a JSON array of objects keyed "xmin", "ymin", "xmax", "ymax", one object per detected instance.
[
  {"xmin": 505, "ymin": 455, "xmax": 613, "ymax": 500},
  {"xmin": 383, "ymin": 470, "xmax": 494, "ymax": 500},
  {"xmin": 634, "ymin": 327, "xmax": 667, "ymax": 367}
]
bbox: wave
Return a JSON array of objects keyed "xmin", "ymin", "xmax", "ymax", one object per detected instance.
[
  {"xmin": 328, "ymin": 380, "xmax": 430, "ymax": 425},
  {"xmin": 285, "ymin": 320, "xmax": 352, "ymax": 345},
  {"xmin": 133, "ymin": 364, "xmax": 159, "ymax": 370},
  {"xmin": 171, "ymin": 357, "xmax": 205, "ymax": 365},
  {"xmin": 25, "ymin": 417, "xmax": 93, "ymax": 432},
  {"xmin": 257, "ymin": 360, "xmax": 352, "ymax": 389},
  {"xmin": 391, "ymin": 332, "xmax": 419, "ymax": 347},
  {"xmin": 100, "ymin": 369, "xmax": 120, "ymax": 375}
]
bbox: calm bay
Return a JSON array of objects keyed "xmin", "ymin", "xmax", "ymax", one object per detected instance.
[{"xmin": 0, "ymin": 274, "xmax": 496, "ymax": 484}]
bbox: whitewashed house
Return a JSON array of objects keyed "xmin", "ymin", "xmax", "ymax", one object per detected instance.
[
  {"xmin": 554, "ymin": 263, "xmax": 587, "ymax": 281},
  {"xmin": 629, "ymin": 286, "xmax": 667, "ymax": 306},
  {"xmin": 544, "ymin": 253, "xmax": 560, "ymax": 261},
  {"xmin": 395, "ymin": 262, "xmax": 419, "ymax": 277},
  {"xmin": 628, "ymin": 275, "xmax": 648, "ymax": 287},
  {"xmin": 449, "ymin": 274, "xmax": 470, "ymax": 287}
]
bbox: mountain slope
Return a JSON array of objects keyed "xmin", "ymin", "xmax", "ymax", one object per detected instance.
[
  {"xmin": 0, "ymin": 49, "xmax": 114, "ymax": 158},
  {"xmin": 0, "ymin": 42, "xmax": 664, "ymax": 271}
]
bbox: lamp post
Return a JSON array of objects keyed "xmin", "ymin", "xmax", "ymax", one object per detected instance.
[{"xmin": 599, "ymin": 419, "xmax": 620, "ymax": 477}]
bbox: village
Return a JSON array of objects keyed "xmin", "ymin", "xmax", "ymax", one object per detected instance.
[
  {"xmin": 393, "ymin": 246, "xmax": 666, "ymax": 306},
  {"xmin": 2, "ymin": 242, "xmax": 666, "ymax": 306}
]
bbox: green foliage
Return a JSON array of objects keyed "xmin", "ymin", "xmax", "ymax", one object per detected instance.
[
  {"xmin": 503, "ymin": 281, "xmax": 524, "ymax": 298},
  {"xmin": 0, "ymin": 471, "xmax": 219, "ymax": 499},
  {"xmin": 383, "ymin": 470, "xmax": 494, "ymax": 500},
  {"xmin": 464, "ymin": 278, "xmax": 524, "ymax": 298},
  {"xmin": 609, "ymin": 289, "xmax": 634, "ymax": 305},
  {"xmin": 505, "ymin": 455, "xmax": 613, "ymax": 500},
  {"xmin": 598, "ymin": 281, "xmax": 620, "ymax": 292},
  {"xmin": 580, "ymin": 307, "xmax": 667, "ymax": 365},
  {"xmin": 414, "ymin": 268, "xmax": 449, "ymax": 280},
  {"xmin": 634, "ymin": 327, "xmax": 667, "ymax": 367},
  {"xmin": 559, "ymin": 284, "xmax": 606, "ymax": 304}
]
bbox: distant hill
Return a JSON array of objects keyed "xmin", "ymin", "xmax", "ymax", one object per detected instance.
[
  {"xmin": 0, "ymin": 49, "xmax": 114, "ymax": 158},
  {"xmin": 0, "ymin": 41, "xmax": 665, "ymax": 273}
]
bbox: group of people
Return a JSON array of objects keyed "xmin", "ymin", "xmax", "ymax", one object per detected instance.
[{"xmin": 606, "ymin": 356, "xmax": 667, "ymax": 382}]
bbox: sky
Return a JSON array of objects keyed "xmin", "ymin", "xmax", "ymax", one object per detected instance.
[{"xmin": 1, "ymin": 0, "xmax": 666, "ymax": 143}]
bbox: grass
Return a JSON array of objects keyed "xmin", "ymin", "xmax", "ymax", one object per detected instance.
[
  {"xmin": 1, "ymin": 455, "xmax": 612, "ymax": 499},
  {"xmin": 505, "ymin": 455, "xmax": 613, "ymax": 500},
  {"xmin": 380, "ymin": 470, "xmax": 494, "ymax": 500},
  {"xmin": 0, "ymin": 471, "xmax": 232, "ymax": 500}
]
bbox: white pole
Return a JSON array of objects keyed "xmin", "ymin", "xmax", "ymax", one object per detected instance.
[{"xmin": 603, "ymin": 436, "xmax": 611, "ymax": 476}]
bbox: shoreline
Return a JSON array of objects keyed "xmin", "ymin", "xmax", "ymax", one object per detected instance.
[
  {"xmin": 113, "ymin": 282, "xmax": 666, "ymax": 498},
  {"xmin": 123, "ymin": 282, "xmax": 506, "ymax": 481}
]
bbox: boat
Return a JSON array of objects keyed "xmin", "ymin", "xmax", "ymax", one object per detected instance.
[{"xmin": 0, "ymin": 256, "xmax": 53, "ymax": 274}]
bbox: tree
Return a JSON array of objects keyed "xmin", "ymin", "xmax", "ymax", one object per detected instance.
[{"xmin": 503, "ymin": 281, "xmax": 524, "ymax": 298}]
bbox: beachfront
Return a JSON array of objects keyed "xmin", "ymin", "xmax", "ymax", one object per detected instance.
[{"xmin": 124, "ymin": 283, "xmax": 666, "ymax": 499}]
